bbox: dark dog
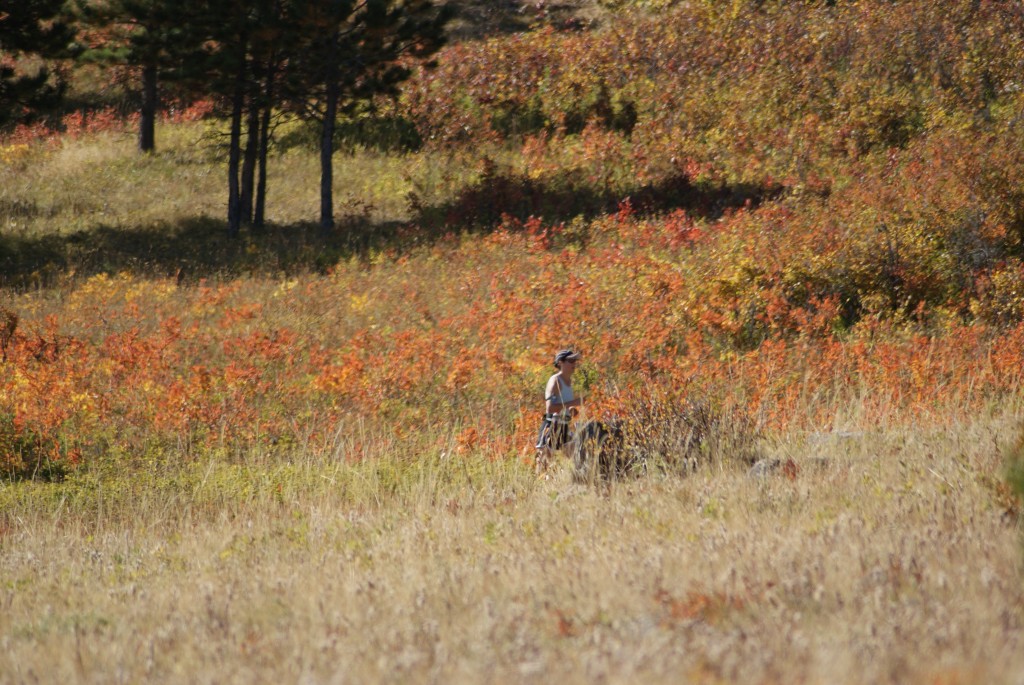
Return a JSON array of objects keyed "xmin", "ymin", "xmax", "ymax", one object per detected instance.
[
  {"xmin": 569, "ymin": 402, "xmax": 761, "ymax": 486},
  {"xmin": 570, "ymin": 419, "xmax": 631, "ymax": 484}
]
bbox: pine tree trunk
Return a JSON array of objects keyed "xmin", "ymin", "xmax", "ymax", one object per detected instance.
[
  {"xmin": 320, "ymin": 78, "xmax": 338, "ymax": 234},
  {"xmin": 227, "ymin": 66, "xmax": 245, "ymax": 238},
  {"xmin": 255, "ymin": 8, "xmax": 281, "ymax": 230},
  {"xmin": 139, "ymin": 63, "xmax": 157, "ymax": 153},
  {"xmin": 240, "ymin": 99, "xmax": 259, "ymax": 226},
  {"xmin": 255, "ymin": 71, "xmax": 274, "ymax": 230}
]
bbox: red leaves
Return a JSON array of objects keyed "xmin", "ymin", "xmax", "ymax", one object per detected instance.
[{"xmin": 655, "ymin": 588, "xmax": 746, "ymax": 626}]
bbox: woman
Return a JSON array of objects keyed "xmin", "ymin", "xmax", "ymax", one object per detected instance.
[{"xmin": 535, "ymin": 349, "xmax": 583, "ymax": 475}]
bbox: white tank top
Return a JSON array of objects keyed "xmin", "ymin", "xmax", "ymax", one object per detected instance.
[{"xmin": 547, "ymin": 376, "xmax": 574, "ymax": 406}]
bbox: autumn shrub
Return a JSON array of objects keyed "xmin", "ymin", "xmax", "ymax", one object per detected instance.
[
  {"xmin": 621, "ymin": 393, "xmax": 761, "ymax": 471},
  {"xmin": 4, "ymin": 210, "xmax": 1024, "ymax": 477},
  {"xmin": 971, "ymin": 264, "xmax": 1024, "ymax": 327},
  {"xmin": 800, "ymin": 126, "xmax": 1024, "ymax": 326},
  {"xmin": 0, "ymin": 412, "xmax": 67, "ymax": 482},
  {"xmin": 403, "ymin": 0, "xmax": 1024, "ymax": 194},
  {"xmin": 647, "ymin": 118, "xmax": 1024, "ymax": 345},
  {"xmin": 402, "ymin": 26, "xmax": 641, "ymax": 144}
]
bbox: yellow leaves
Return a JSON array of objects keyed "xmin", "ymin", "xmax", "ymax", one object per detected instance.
[
  {"xmin": 65, "ymin": 272, "xmax": 163, "ymax": 311},
  {"xmin": 445, "ymin": 356, "xmax": 476, "ymax": 393},
  {"xmin": 512, "ymin": 348, "xmax": 541, "ymax": 376},
  {"xmin": 349, "ymin": 292, "xmax": 371, "ymax": 313},
  {"xmin": 8, "ymin": 366, "xmax": 29, "ymax": 392},
  {"xmin": 971, "ymin": 263, "xmax": 1024, "ymax": 326},
  {"xmin": 728, "ymin": 0, "xmax": 744, "ymax": 23},
  {"xmin": 69, "ymin": 391, "xmax": 94, "ymax": 410},
  {"xmin": 0, "ymin": 143, "xmax": 31, "ymax": 168},
  {"xmin": 274, "ymin": 279, "xmax": 299, "ymax": 297},
  {"xmin": 74, "ymin": 272, "xmax": 115, "ymax": 296},
  {"xmin": 125, "ymin": 278, "xmax": 175, "ymax": 304},
  {"xmin": 314, "ymin": 353, "xmax": 367, "ymax": 396}
]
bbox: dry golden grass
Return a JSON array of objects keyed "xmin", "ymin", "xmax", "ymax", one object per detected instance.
[
  {"xmin": 0, "ymin": 121, "xmax": 487, "ymax": 240},
  {"xmin": 2, "ymin": 410, "xmax": 1022, "ymax": 685}
]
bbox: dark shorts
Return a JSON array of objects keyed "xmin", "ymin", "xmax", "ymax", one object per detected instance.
[{"xmin": 536, "ymin": 415, "xmax": 571, "ymax": 450}]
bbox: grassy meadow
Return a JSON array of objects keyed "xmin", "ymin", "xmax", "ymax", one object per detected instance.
[
  {"xmin": 4, "ymin": 1, "xmax": 1024, "ymax": 683},
  {"xmin": 2, "ymin": 419, "xmax": 1023, "ymax": 684}
]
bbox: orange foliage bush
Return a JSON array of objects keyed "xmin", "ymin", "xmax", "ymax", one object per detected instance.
[{"xmin": 4, "ymin": 203, "xmax": 1024, "ymax": 474}]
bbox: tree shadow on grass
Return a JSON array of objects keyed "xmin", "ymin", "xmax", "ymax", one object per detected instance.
[
  {"xmin": 0, "ymin": 169, "xmax": 790, "ymax": 288},
  {"xmin": 411, "ymin": 167, "xmax": 788, "ymax": 234},
  {"xmin": 0, "ymin": 216, "xmax": 410, "ymax": 289}
]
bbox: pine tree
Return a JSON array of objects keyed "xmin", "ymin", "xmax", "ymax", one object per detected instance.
[
  {"xmin": 189, "ymin": 0, "xmax": 450, "ymax": 237},
  {"xmin": 187, "ymin": 0, "xmax": 286, "ymax": 235},
  {"xmin": 283, "ymin": 0, "xmax": 452, "ymax": 233},
  {"xmin": 71, "ymin": 0, "xmax": 201, "ymax": 152},
  {"xmin": 0, "ymin": 0, "xmax": 75, "ymax": 128},
  {"xmin": 65, "ymin": 0, "xmax": 450, "ymax": 237}
]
